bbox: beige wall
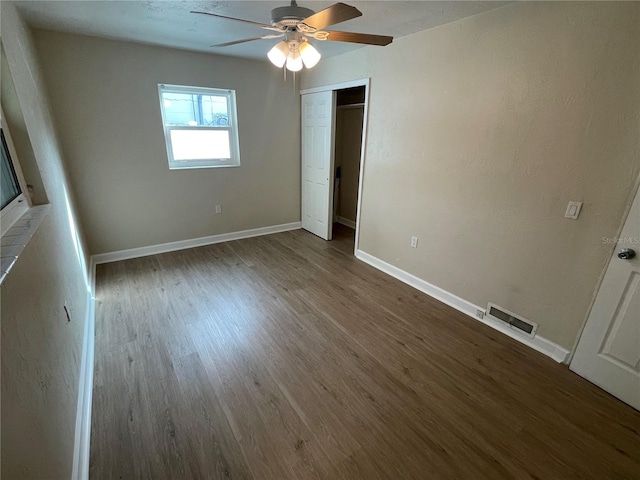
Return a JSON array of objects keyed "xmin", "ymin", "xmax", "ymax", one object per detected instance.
[
  {"xmin": 302, "ymin": 1, "xmax": 640, "ymax": 349},
  {"xmin": 1, "ymin": 3, "xmax": 90, "ymax": 478},
  {"xmin": 335, "ymin": 107, "xmax": 363, "ymax": 223},
  {"xmin": 33, "ymin": 30, "xmax": 301, "ymax": 255}
]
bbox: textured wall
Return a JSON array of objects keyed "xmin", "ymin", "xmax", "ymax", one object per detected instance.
[
  {"xmin": 1, "ymin": 3, "xmax": 89, "ymax": 478},
  {"xmin": 33, "ymin": 31, "xmax": 301, "ymax": 255},
  {"xmin": 301, "ymin": 1, "xmax": 640, "ymax": 348}
]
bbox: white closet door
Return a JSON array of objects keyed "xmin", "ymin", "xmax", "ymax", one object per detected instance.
[{"xmin": 301, "ymin": 91, "xmax": 335, "ymax": 240}]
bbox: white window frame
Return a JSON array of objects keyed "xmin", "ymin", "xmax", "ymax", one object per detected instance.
[
  {"xmin": 1, "ymin": 107, "xmax": 30, "ymax": 236},
  {"xmin": 158, "ymin": 84, "xmax": 240, "ymax": 170}
]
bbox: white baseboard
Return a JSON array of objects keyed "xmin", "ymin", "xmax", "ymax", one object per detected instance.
[
  {"xmin": 336, "ymin": 216, "xmax": 356, "ymax": 229},
  {"xmin": 71, "ymin": 288, "xmax": 96, "ymax": 480},
  {"xmin": 355, "ymin": 249, "xmax": 570, "ymax": 364},
  {"xmin": 472, "ymin": 310, "xmax": 570, "ymax": 363},
  {"xmin": 92, "ymin": 222, "xmax": 302, "ymax": 265}
]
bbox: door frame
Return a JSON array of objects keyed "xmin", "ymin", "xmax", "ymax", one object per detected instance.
[
  {"xmin": 300, "ymin": 78, "xmax": 370, "ymax": 254},
  {"xmin": 568, "ymin": 173, "xmax": 640, "ymax": 364}
]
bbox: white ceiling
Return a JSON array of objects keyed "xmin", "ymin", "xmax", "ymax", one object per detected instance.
[{"xmin": 15, "ymin": 1, "xmax": 511, "ymax": 61}]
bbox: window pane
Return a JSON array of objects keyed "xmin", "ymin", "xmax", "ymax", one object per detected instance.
[
  {"xmin": 162, "ymin": 92, "xmax": 229, "ymax": 127},
  {"xmin": 169, "ymin": 129, "xmax": 231, "ymax": 160},
  {"xmin": 1, "ymin": 130, "xmax": 21, "ymax": 209}
]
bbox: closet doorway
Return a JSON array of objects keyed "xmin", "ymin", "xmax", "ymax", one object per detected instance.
[
  {"xmin": 333, "ymin": 86, "xmax": 365, "ymax": 247},
  {"xmin": 300, "ymin": 79, "xmax": 369, "ymax": 253}
]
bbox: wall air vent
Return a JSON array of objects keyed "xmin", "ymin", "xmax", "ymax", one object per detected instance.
[{"xmin": 486, "ymin": 303, "xmax": 538, "ymax": 338}]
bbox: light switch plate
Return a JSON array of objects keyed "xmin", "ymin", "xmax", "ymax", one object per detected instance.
[{"xmin": 565, "ymin": 201, "xmax": 582, "ymax": 220}]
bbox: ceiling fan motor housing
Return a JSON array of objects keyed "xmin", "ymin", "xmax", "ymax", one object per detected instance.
[{"xmin": 271, "ymin": 5, "xmax": 315, "ymax": 27}]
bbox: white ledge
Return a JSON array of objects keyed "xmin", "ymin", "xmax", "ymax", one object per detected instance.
[{"xmin": 0, "ymin": 205, "xmax": 50, "ymax": 285}]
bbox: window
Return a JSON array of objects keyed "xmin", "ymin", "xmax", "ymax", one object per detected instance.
[
  {"xmin": 1, "ymin": 131, "xmax": 21, "ymax": 208},
  {"xmin": 1, "ymin": 110, "xmax": 29, "ymax": 236},
  {"xmin": 158, "ymin": 84, "xmax": 240, "ymax": 169}
]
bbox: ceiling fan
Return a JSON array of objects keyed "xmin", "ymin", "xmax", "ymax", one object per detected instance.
[{"xmin": 191, "ymin": 1, "xmax": 393, "ymax": 72}]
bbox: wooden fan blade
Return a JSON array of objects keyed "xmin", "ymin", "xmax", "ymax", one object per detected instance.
[
  {"xmin": 323, "ymin": 30, "xmax": 393, "ymax": 46},
  {"xmin": 301, "ymin": 3, "xmax": 362, "ymax": 30},
  {"xmin": 191, "ymin": 11, "xmax": 283, "ymax": 32},
  {"xmin": 212, "ymin": 34, "xmax": 283, "ymax": 47}
]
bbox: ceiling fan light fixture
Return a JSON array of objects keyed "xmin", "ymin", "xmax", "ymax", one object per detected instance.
[
  {"xmin": 267, "ymin": 41, "xmax": 289, "ymax": 68},
  {"xmin": 285, "ymin": 48, "xmax": 303, "ymax": 72},
  {"xmin": 195, "ymin": 2, "xmax": 392, "ymax": 76},
  {"xmin": 195, "ymin": 0, "xmax": 393, "ymax": 79},
  {"xmin": 299, "ymin": 41, "xmax": 321, "ymax": 69}
]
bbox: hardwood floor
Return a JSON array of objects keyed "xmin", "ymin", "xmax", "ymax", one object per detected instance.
[{"xmin": 91, "ymin": 224, "xmax": 640, "ymax": 479}]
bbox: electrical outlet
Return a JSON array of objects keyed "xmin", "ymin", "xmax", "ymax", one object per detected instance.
[
  {"xmin": 410, "ymin": 236, "xmax": 418, "ymax": 248},
  {"xmin": 215, "ymin": 205, "xmax": 222, "ymax": 214},
  {"xmin": 476, "ymin": 309, "xmax": 485, "ymax": 319}
]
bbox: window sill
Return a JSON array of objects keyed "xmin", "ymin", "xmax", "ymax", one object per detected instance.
[
  {"xmin": 0, "ymin": 204, "xmax": 50, "ymax": 285},
  {"xmin": 168, "ymin": 163, "xmax": 240, "ymax": 170}
]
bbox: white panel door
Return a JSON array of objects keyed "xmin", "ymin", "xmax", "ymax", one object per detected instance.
[
  {"xmin": 571, "ymin": 187, "xmax": 640, "ymax": 409},
  {"xmin": 301, "ymin": 91, "xmax": 335, "ymax": 240}
]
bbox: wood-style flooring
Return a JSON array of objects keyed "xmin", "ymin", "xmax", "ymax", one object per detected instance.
[{"xmin": 91, "ymin": 224, "xmax": 640, "ymax": 479}]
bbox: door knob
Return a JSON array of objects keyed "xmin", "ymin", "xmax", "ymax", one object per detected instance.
[{"xmin": 617, "ymin": 248, "xmax": 636, "ymax": 260}]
